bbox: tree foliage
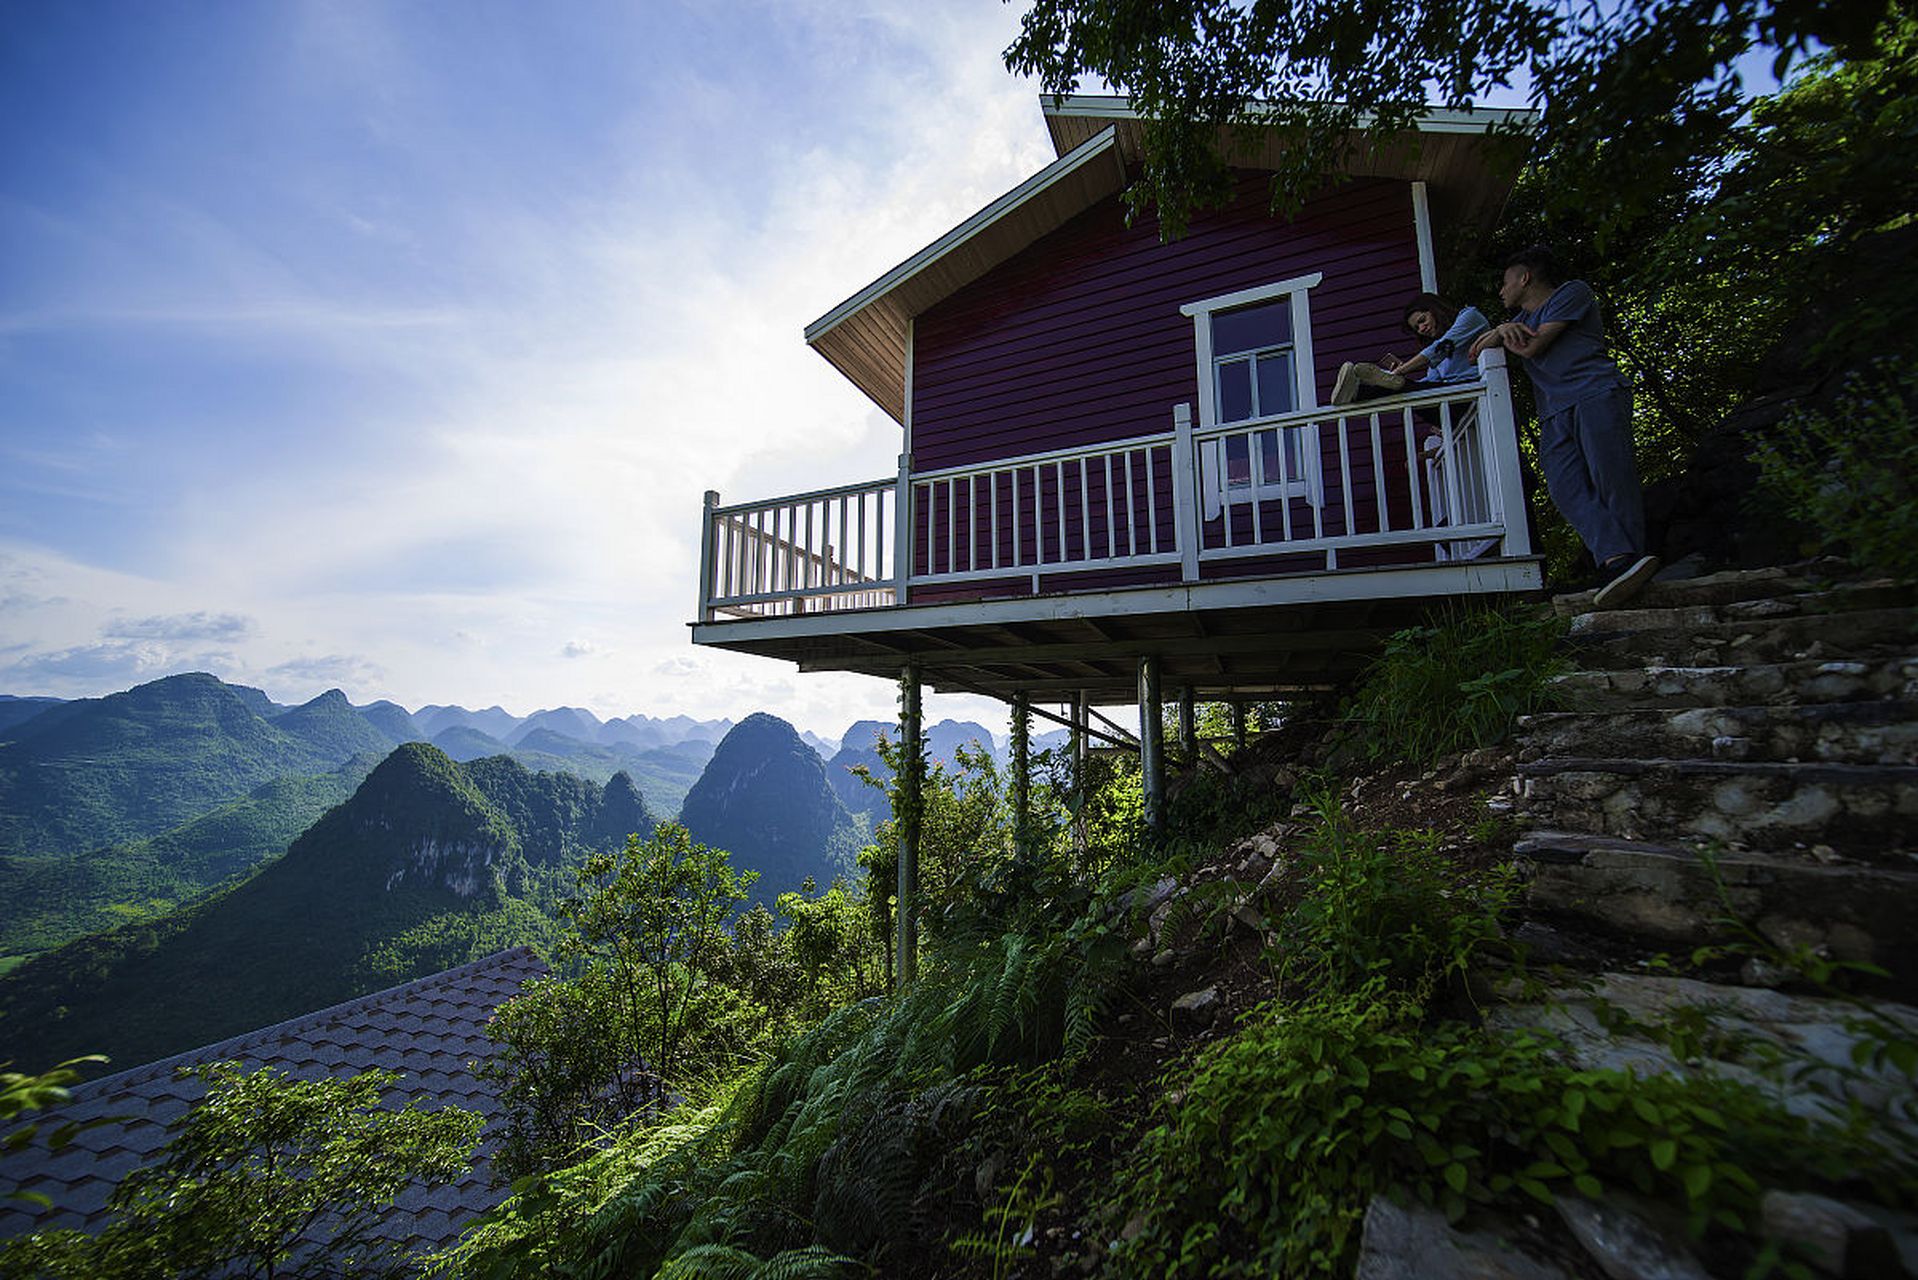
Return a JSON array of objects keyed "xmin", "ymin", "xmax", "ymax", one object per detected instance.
[
  {"xmin": 1005, "ymin": 0, "xmax": 1905, "ymax": 242},
  {"xmin": 1, "ymin": 1062, "xmax": 480, "ymax": 1280}
]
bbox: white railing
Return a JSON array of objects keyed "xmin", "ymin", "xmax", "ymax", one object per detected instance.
[
  {"xmin": 908, "ymin": 435, "xmax": 1182, "ymax": 590},
  {"xmin": 1191, "ymin": 369, "xmax": 1517, "ymax": 571},
  {"xmin": 698, "ymin": 478, "xmax": 897, "ymax": 620},
  {"xmin": 695, "ymin": 350, "xmax": 1529, "ymax": 622}
]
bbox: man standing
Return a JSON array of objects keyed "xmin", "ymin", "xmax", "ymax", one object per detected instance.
[{"xmin": 1470, "ymin": 246, "xmax": 1659, "ymax": 607}]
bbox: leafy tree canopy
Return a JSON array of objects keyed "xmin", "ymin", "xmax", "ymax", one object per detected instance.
[
  {"xmin": 1, "ymin": 1061, "xmax": 480, "ymax": 1279},
  {"xmin": 1005, "ymin": 0, "xmax": 1905, "ymax": 240}
]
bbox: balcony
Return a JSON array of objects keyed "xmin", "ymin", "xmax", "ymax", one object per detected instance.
[{"xmin": 693, "ymin": 351, "xmax": 1542, "ymax": 701}]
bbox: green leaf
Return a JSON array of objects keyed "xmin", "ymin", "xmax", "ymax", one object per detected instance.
[
  {"xmin": 1650, "ymin": 1138, "xmax": 1677, "ymax": 1170},
  {"xmin": 1681, "ymin": 1163, "xmax": 1713, "ymax": 1199}
]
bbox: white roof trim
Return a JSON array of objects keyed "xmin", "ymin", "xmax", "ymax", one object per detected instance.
[
  {"xmin": 804, "ymin": 125, "xmax": 1125, "ymax": 345},
  {"xmin": 1040, "ymin": 94, "xmax": 1539, "ymax": 137}
]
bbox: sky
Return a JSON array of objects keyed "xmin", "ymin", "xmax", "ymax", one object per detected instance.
[{"xmin": 0, "ymin": 0, "xmax": 1057, "ymax": 741}]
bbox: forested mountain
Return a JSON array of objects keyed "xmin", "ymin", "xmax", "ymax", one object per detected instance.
[
  {"xmin": 680, "ymin": 713, "xmax": 863, "ymax": 900},
  {"xmin": 0, "ymin": 753, "xmax": 380, "ymax": 962},
  {"xmin": 270, "ymin": 688, "xmax": 408, "ymax": 761},
  {"xmin": 0, "ymin": 674, "xmax": 372, "ymax": 859},
  {"xmin": 0, "ymin": 745, "xmax": 656, "ymax": 1072}
]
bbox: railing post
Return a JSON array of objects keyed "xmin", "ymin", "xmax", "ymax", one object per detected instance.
[
  {"xmin": 894, "ymin": 452, "xmax": 913, "ymax": 605},
  {"xmin": 1170, "ymin": 403, "xmax": 1200, "ymax": 581},
  {"xmin": 697, "ymin": 490, "xmax": 720, "ymax": 622},
  {"xmin": 1477, "ymin": 348, "xmax": 1533, "ymax": 557}
]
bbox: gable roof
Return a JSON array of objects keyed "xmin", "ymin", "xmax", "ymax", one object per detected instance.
[
  {"xmin": 0, "ymin": 947, "xmax": 548, "ymax": 1257},
  {"xmin": 806, "ymin": 95, "xmax": 1535, "ymax": 424}
]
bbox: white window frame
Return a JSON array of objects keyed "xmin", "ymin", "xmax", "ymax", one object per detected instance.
[{"xmin": 1180, "ymin": 273, "xmax": 1323, "ymax": 515}]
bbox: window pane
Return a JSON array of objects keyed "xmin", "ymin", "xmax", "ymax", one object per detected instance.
[
  {"xmin": 1224, "ymin": 436, "xmax": 1250, "ymax": 487},
  {"xmin": 1255, "ymin": 350, "xmax": 1296, "ymax": 416},
  {"xmin": 1259, "ymin": 428, "xmax": 1303, "ymax": 482},
  {"xmin": 1217, "ymin": 358, "xmax": 1253, "ymax": 422},
  {"xmin": 1212, "ymin": 298, "xmax": 1291, "ymax": 357}
]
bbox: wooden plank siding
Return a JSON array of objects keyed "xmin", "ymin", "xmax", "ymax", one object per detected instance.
[
  {"xmin": 907, "ymin": 170, "xmax": 1427, "ymax": 597},
  {"xmin": 911, "ymin": 171, "xmax": 1423, "ymax": 471}
]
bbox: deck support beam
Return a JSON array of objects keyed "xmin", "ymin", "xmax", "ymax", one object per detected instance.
[
  {"xmin": 1233, "ymin": 702, "xmax": 1247, "ymax": 752},
  {"xmin": 898, "ymin": 663, "xmax": 922, "ymax": 987},
  {"xmin": 1178, "ymin": 685, "xmax": 1197, "ymax": 762},
  {"xmin": 1011, "ymin": 692, "xmax": 1031, "ymax": 855},
  {"xmin": 1139, "ymin": 656, "xmax": 1165, "ymax": 838}
]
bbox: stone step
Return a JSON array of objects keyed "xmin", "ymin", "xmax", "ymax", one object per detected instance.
[
  {"xmin": 1564, "ymin": 606, "xmax": 1918, "ymax": 671},
  {"xmin": 1550, "ymin": 562, "xmax": 1912, "ymax": 614},
  {"xmin": 1516, "ymin": 701, "xmax": 1918, "ymax": 767},
  {"xmin": 1562, "ymin": 580, "xmax": 1918, "ymax": 634},
  {"xmin": 1515, "ymin": 756, "xmax": 1918, "ymax": 854},
  {"xmin": 1551, "ymin": 655, "xmax": 1918, "ymax": 711},
  {"xmin": 1515, "ymin": 830, "xmax": 1918, "ymax": 993},
  {"xmin": 1488, "ymin": 973, "xmax": 1918, "ymax": 1132}
]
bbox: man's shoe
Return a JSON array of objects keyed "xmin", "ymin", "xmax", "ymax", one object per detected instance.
[{"xmin": 1592, "ymin": 554, "xmax": 1661, "ymax": 609}]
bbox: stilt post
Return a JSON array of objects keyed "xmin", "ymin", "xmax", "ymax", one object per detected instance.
[
  {"xmin": 1011, "ymin": 692, "xmax": 1031, "ymax": 855},
  {"xmin": 1139, "ymin": 656, "xmax": 1165, "ymax": 839},
  {"xmin": 898, "ymin": 663, "xmax": 923, "ymax": 986},
  {"xmin": 1232, "ymin": 701, "xmax": 1247, "ymax": 753},
  {"xmin": 1072, "ymin": 691, "xmax": 1089, "ymax": 854}
]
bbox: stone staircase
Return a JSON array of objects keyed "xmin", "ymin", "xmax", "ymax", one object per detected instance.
[{"xmin": 1511, "ymin": 563, "xmax": 1918, "ymax": 993}]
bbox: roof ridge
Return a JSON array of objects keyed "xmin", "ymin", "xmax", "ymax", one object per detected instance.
[{"xmin": 69, "ymin": 946, "xmax": 545, "ymax": 1099}]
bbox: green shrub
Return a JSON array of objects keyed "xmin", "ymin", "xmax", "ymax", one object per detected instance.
[
  {"xmin": 1109, "ymin": 988, "xmax": 1905, "ymax": 1279},
  {"xmin": 1753, "ymin": 363, "xmax": 1918, "ymax": 580},
  {"xmin": 1338, "ymin": 604, "xmax": 1567, "ymax": 764},
  {"xmin": 1275, "ymin": 792, "xmax": 1513, "ymax": 996}
]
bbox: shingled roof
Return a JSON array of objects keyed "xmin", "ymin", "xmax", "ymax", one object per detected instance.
[{"xmin": 0, "ymin": 946, "xmax": 548, "ymax": 1256}]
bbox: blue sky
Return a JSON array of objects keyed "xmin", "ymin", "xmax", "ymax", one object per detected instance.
[{"xmin": 0, "ymin": 0, "xmax": 1053, "ymax": 738}]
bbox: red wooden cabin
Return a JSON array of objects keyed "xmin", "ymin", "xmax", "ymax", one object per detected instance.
[{"xmin": 691, "ymin": 97, "xmax": 1540, "ymax": 715}]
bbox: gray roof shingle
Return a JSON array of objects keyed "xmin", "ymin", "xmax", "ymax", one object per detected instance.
[{"xmin": 0, "ymin": 947, "xmax": 547, "ymax": 1257}]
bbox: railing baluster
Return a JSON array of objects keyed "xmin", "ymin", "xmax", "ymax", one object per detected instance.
[
  {"xmin": 1220, "ymin": 441, "xmax": 1234, "ymax": 550},
  {"xmin": 1337, "ymin": 415, "xmax": 1355, "ymax": 539},
  {"xmin": 1440, "ymin": 400, "xmax": 1464, "ymax": 541},
  {"xmin": 1078, "ymin": 457, "xmax": 1090, "ymax": 564},
  {"xmin": 1310, "ymin": 423, "xmax": 1325, "ymax": 541},
  {"xmin": 1369, "ymin": 414, "xmax": 1387, "ymax": 534},
  {"xmin": 1102, "ymin": 454, "xmax": 1115, "ymax": 559},
  {"xmin": 1012, "ymin": 468, "xmax": 1022, "ymax": 567},
  {"xmin": 1403, "ymin": 405, "xmax": 1425, "ymax": 530},
  {"xmin": 1146, "ymin": 447, "xmax": 1158, "ymax": 554},
  {"xmin": 1054, "ymin": 460, "xmax": 1066, "ymax": 564},
  {"xmin": 1251, "ymin": 431, "xmax": 1265, "ymax": 545},
  {"xmin": 991, "ymin": 471, "xmax": 1000, "ymax": 569},
  {"xmin": 1124, "ymin": 452, "xmax": 1137, "ymax": 556}
]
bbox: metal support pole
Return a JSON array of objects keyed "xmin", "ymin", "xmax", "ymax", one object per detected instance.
[
  {"xmin": 1072, "ymin": 691, "xmax": 1088, "ymax": 854},
  {"xmin": 1139, "ymin": 656, "xmax": 1165, "ymax": 839},
  {"xmin": 1179, "ymin": 685, "xmax": 1197, "ymax": 762},
  {"xmin": 1011, "ymin": 692, "xmax": 1031, "ymax": 855},
  {"xmin": 898, "ymin": 663, "xmax": 922, "ymax": 986}
]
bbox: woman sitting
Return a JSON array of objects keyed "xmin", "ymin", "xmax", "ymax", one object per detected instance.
[{"xmin": 1331, "ymin": 292, "xmax": 1491, "ymax": 405}]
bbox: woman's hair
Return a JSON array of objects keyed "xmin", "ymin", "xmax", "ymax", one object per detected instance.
[
  {"xmin": 1401, "ymin": 292, "xmax": 1460, "ymax": 335},
  {"xmin": 1501, "ymin": 244, "xmax": 1564, "ymax": 287}
]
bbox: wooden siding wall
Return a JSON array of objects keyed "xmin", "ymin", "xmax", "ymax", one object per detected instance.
[{"xmin": 910, "ymin": 172, "xmax": 1425, "ymax": 472}]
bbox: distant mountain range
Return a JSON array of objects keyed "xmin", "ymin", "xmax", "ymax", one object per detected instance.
[
  {"xmin": 0, "ymin": 677, "xmax": 914, "ymax": 1072},
  {"xmin": 0, "ymin": 744, "xmax": 659, "ymax": 1071}
]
